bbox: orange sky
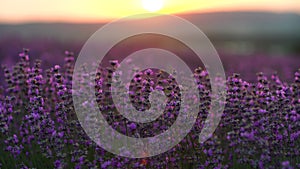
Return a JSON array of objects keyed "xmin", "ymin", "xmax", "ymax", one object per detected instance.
[{"xmin": 0, "ymin": 0, "xmax": 300, "ymax": 23}]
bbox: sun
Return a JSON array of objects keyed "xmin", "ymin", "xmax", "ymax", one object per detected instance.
[{"xmin": 142, "ymin": 0, "xmax": 164, "ymax": 12}]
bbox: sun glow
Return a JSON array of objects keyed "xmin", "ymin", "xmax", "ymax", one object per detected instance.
[
  {"xmin": 0, "ymin": 0, "xmax": 300, "ymax": 23},
  {"xmin": 142, "ymin": 0, "xmax": 164, "ymax": 12}
]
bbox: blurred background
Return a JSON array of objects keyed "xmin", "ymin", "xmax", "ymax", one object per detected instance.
[{"xmin": 0, "ymin": 0, "xmax": 299, "ymax": 82}]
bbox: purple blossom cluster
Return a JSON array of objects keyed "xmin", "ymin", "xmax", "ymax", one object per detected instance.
[{"xmin": 0, "ymin": 49, "xmax": 299, "ymax": 169}]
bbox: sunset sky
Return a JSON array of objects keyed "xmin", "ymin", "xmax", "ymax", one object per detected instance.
[{"xmin": 1, "ymin": 0, "xmax": 300, "ymax": 23}]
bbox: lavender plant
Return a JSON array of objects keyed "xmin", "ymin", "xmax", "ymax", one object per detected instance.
[{"xmin": 0, "ymin": 49, "xmax": 299, "ymax": 169}]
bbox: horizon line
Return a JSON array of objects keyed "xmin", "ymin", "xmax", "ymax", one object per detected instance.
[{"xmin": 1, "ymin": 10, "xmax": 299, "ymax": 25}]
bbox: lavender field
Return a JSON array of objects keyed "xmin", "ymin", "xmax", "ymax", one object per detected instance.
[
  {"xmin": 0, "ymin": 44, "xmax": 299, "ymax": 169},
  {"xmin": 0, "ymin": 12, "xmax": 300, "ymax": 169}
]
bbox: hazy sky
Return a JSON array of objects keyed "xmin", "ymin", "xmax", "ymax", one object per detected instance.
[{"xmin": 1, "ymin": 0, "xmax": 300, "ymax": 23}]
